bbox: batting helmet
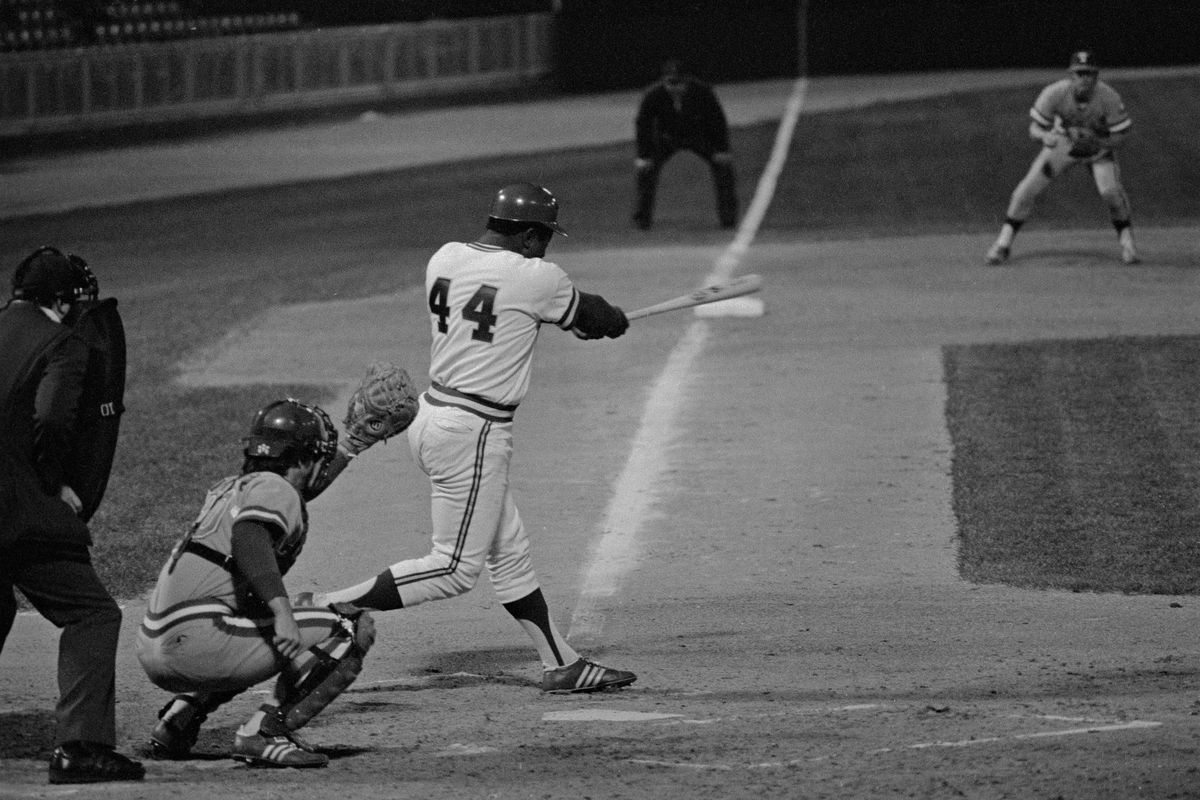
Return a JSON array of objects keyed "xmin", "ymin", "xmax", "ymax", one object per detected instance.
[
  {"xmin": 12, "ymin": 245, "xmax": 98, "ymax": 306},
  {"xmin": 243, "ymin": 398, "xmax": 337, "ymax": 466},
  {"xmin": 488, "ymin": 182, "xmax": 567, "ymax": 236}
]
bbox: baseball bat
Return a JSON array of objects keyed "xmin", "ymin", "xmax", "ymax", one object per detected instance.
[{"xmin": 626, "ymin": 274, "xmax": 763, "ymax": 321}]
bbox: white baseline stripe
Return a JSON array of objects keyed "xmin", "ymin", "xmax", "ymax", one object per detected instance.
[{"xmin": 568, "ymin": 77, "xmax": 809, "ymax": 642}]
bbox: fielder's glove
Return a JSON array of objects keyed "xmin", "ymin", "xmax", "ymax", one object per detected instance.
[
  {"xmin": 342, "ymin": 361, "xmax": 419, "ymax": 454},
  {"xmin": 1067, "ymin": 126, "xmax": 1103, "ymax": 159}
]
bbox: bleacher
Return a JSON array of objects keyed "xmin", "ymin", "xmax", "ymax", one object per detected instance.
[
  {"xmin": 0, "ymin": 0, "xmax": 555, "ymax": 52},
  {"xmin": 0, "ymin": 0, "xmax": 300, "ymax": 51}
]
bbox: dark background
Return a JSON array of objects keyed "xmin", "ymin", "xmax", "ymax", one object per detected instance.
[{"xmin": 552, "ymin": 0, "xmax": 1200, "ymax": 91}]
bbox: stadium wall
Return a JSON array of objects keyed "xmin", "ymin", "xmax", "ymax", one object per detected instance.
[{"xmin": 0, "ymin": 13, "xmax": 553, "ymax": 137}]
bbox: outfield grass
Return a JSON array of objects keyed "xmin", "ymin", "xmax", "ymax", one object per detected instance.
[{"xmin": 4, "ymin": 75, "xmax": 1200, "ymax": 599}]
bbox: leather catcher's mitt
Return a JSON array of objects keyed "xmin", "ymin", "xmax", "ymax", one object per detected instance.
[
  {"xmin": 1067, "ymin": 127, "xmax": 1103, "ymax": 159},
  {"xmin": 343, "ymin": 361, "xmax": 419, "ymax": 453}
]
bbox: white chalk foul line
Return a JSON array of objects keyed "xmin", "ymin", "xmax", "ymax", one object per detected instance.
[
  {"xmin": 567, "ymin": 322, "xmax": 709, "ymax": 641},
  {"xmin": 897, "ymin": 719, "xmax": 1163, "ymax": 751},
  {"xmin": 626, "ymin": 709, "xmax": 1163, "ymax": 770},
  {"xmin": 568, "ymin": 76, "xmax": 808, "ymax": 643}
]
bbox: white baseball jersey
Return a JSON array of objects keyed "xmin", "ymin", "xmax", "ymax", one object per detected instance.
[
  {"xmin": 1030, "ymin": 78, "xmax": 1131, "ymax": 136},
  {"xmin": 424, "ymin": 242, "xmax": 581, "ymax": 411}
]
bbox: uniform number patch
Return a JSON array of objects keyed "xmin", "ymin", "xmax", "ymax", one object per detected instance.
[{"xmin": 429, "ymin": 278, "xmax": 499, "ymax": 343}]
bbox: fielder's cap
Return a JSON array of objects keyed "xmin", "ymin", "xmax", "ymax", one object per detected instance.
[
  {"xmin": 1069, "ymin": 50, "xmax": 1099, "ymax": 73},
  {"xmin": 488, "ymin": 182, "xmax": 567, "ymax": 236}
]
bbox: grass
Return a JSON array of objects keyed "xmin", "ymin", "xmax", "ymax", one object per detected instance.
[
  {"xmin": 4, "ymin": 74, "xmax": 1200, "ymax": 599},
  {"xmin": 944, "ymin": 336, "xmax": 1200, "ymax": 594}
]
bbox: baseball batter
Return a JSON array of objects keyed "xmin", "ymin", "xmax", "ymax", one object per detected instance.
[
  {"xmin": 986, "ymin": 50, "xmax": 1139, "ymax": 265},
  {"xmin": 316, "ymin": 183, "xmax": 637, "ymax": 694},
  {"xmin": 136, "ymin": 399, "xmax": 375, "ymax": 768}
]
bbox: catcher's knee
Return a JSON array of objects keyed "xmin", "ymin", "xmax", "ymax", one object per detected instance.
[{"xmin": 274, "ymin": 605, "xmax": 375, "ymax": 731}]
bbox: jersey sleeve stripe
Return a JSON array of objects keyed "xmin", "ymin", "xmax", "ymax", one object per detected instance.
[
  {"xmin": 555, "ymin": 287, "xmax": 581, "ymax": 329},
  {"xmin": 235, "ymin": 505, "xmax": 290, "ymax": 530},
  {"xmin": 1107, "ymin": 117, "xmax": 1132, "ymax": 134}
]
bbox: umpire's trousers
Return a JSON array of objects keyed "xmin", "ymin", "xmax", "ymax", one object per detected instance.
[
  {"xmin": 0, "ymin": 545, "xmax": 123, "ymax": 748},
  {"xmin": 635, "ymin": 141, "xmax": 738, "ymax": 228}
]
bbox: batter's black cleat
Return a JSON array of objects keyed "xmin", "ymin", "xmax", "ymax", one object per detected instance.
[
  {"xmin": 49, "ymin": 742, "xmax": 145, "ymax": 784},
  {"xmin": 148, "ymin": 694, "xmax": 206, "ymax": 759},
  {"xmin": 542, "ymin": 657, "xmax": 637, "ymax": 694}
]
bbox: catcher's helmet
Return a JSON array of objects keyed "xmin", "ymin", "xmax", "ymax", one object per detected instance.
[
  {"xmin": 488, "ymin": 182, "xmax": 567, "ymax": 236},
  {"xmin": 243, "ymin": 398, "xmax": 337, "ymax": 466},
  {"xmin": 12, "ymin": 245, "xmax": 98, "ymax": 305}
]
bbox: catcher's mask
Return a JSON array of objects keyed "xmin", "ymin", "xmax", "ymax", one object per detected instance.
[
  {"xmin": 243, "ymin": 398, "xmax": 338, "ymax": 498},
  {"xmin": 11, "ymin": 245, "xmax": 99, "ymax": 308},
  {"xmin": 488, "ymin": 182, "xmax": 567, "ymax": 236}
]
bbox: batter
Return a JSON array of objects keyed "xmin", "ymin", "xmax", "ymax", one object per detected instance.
[{"xmin": 317, "ymin": 183, "xmax": 637, "ymax": 694}]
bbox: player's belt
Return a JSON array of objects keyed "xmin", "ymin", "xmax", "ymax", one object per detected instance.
[{"xmin": 426, "ymin": 383, "xmax": 517, "ymax": 422}]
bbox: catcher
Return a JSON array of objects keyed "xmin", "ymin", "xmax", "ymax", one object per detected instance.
[
  {"xmin": 986, "ymin": 50, "xmax": 1139, "ymax": 266},
  {"xmin": 135, "ymin": 387, "xmax": 413, "ymax": 767}
]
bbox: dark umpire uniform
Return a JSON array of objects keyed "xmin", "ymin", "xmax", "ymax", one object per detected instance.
[
  {"xmin": 0, "ymin": 247, "xmax": 143, "ymax": 783},
  {"xmin": 633, "ymin": 59, "xmax": 738, "ymax": 230}
]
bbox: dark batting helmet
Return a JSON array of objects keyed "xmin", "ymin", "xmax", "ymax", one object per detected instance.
[
  {"xmin": 243, "ymin": 398, "xmax": 337, "ymax": 467},
  {"xmin": 12, "ymin": 245, "xmax": 99, "ymax": 306},
  {"xmin": 488, "ymin": 182, "xmax": 567, "ymax": 236}
]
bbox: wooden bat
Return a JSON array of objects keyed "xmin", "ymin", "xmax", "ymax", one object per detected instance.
[{"xmin": 626, "ymin": 274, "xmax": 763, "ymax": 320}]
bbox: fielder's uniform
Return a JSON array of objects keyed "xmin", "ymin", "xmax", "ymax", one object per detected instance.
[
  {"xmin": 1005, "ymin": 77, "xmax": 1133, "ymax": 220},
  {"xmin": 136, "ymin": 471, "xmax": 349, "ymax": 692},
  {"xmin": 988, "ymin": 54, "xmax": 1138, "ymax": 265},
  {"xmin": 393, "ymin": 242, "xmax": 581, "ymax": 608}
]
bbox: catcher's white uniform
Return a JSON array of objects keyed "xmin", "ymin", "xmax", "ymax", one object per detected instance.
[{"xmin": 987, "ymin": 51, "xmax": 1138, "ymax": 265}]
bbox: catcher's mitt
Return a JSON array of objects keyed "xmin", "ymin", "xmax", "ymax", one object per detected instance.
[
  {"xmin": 1067, "ymin": 127, "xmax": 1103, "ymax": 159},
  {"xmin": 343, "ymin": 361, "xmax": 419, "ymax": 454}
]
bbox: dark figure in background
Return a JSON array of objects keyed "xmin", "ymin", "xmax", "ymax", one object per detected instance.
[
  {"xmin": 0, "ymin": 246, "xmax": 144, "ymax": 784},
  {"xmin": 633, "ymin": 59, "xmax": 738, "ymax": 230}
]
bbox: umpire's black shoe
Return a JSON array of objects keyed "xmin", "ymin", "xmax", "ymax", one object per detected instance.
[{"xmin": 49, "ymin": 741, "xmax": 145, "ymax": 784}]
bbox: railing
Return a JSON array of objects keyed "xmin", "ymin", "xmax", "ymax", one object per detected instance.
[{"xmin": 0, "ymin": 13, "xmax": 553, "ymax": 136}]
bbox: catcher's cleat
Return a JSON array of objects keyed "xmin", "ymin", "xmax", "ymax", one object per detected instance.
[
  {"xmin": 542, "ymin": 657, "xmax": 637, "ymax": 694},
  {"xmin": 985, "ymin": 242, "xmax": 1010, "ymax": 265},
  {"xmin": 231, "ymin": 732, "xmax": 328, "ymax": 768},
  {"xmin": 148, "ymin": 695, "xmax": 206, "ymax": 759}
]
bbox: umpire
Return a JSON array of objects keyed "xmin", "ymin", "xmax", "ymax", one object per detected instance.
[
  {"xmin": 0, "ymin": 246, "xmax": 144, "ymax": 783},
  {"xmin": 633, "ymin": 59, "xmax": 739, "ymax": 230}
]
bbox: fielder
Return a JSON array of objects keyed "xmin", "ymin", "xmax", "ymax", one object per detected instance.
[
  {"xmin": 986, "ymin": 50, "xmax": 1139, "ymax": 265},
  {"xmin": 136, "ymin": 398, "xmax": 385, "ymax": 768},
  {"xmin": 314, "ymin": 182, "xmax": 637, "ymax": 694}
]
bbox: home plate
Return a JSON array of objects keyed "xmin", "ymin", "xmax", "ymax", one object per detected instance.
[
  {"xmin": 544, "ymin": 709, "xmax": 683, "ymax": 722},
  {"xmin": 694, "ymin": 297, "xmax": 765, "ymax": 318}
]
